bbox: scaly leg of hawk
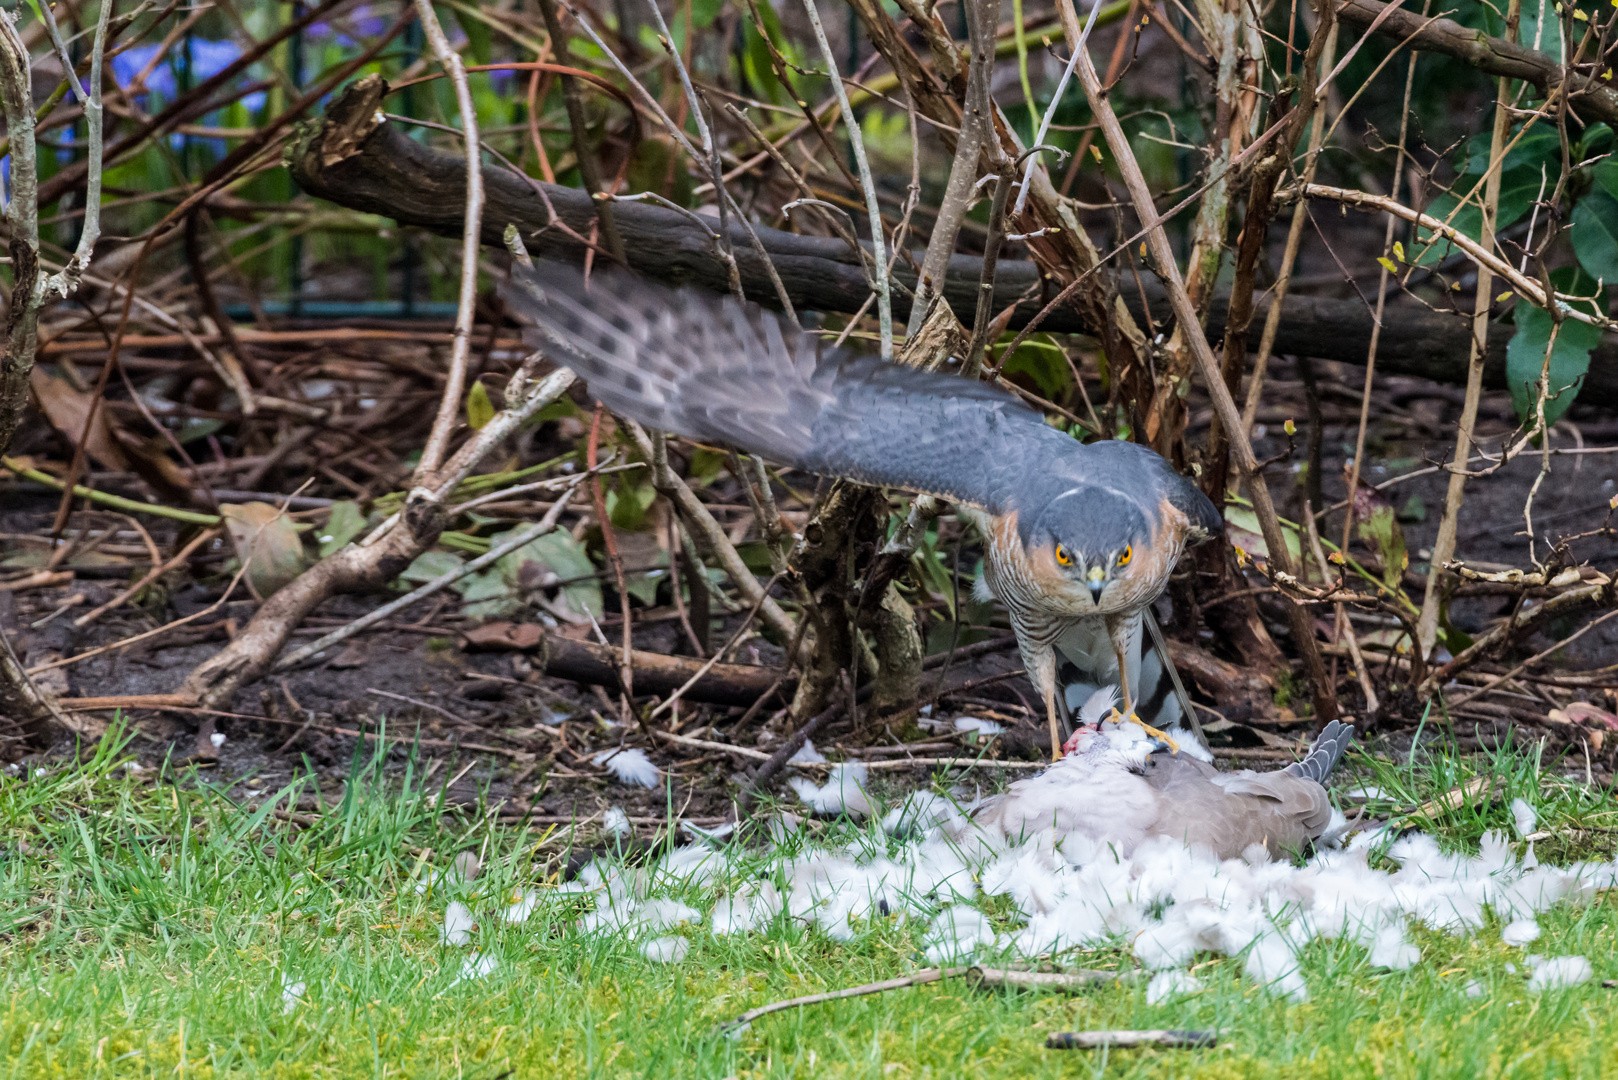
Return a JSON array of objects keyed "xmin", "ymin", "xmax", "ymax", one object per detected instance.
[
  {"xmin": 1025, "ymin": 644, "xmax": 1065, "ymax": 761},
  {"xmin": 1107, "ymin": 614, "xmax": 1179, "ymax": 753}
]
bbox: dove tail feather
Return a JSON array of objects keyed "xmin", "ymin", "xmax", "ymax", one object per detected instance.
[{"xmin": 1283, "ymin": 720, "xmax": 1356, "ymax": 784}]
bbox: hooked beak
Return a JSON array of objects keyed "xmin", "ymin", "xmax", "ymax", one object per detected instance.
[{"xmin": 1086, "ymin": 566, "xmax": 1105, "ymax": 601}]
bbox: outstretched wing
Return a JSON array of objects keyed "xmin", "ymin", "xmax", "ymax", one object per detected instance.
[{"xmin": 502, "ymin": 261, "xmax": 1070, "ymax": 514}]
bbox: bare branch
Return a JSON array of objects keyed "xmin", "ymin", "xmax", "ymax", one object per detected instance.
[
  {"xmin": 798, "ymin": 0, "xmax": 893, "ymax": 358},
  {"xmin": 410, "ymin": 0, "xmax": 485, "ymax": 483}
]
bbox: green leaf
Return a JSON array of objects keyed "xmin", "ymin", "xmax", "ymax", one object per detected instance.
[
  {"xmin": 1458, "ymin": 123, "xmax": 1560, "ymax": 176},
  {"xmin": 1000, "ymin": 341, "xmax": 1072, "ymax": 399},
  {"xmin": 1514, "ymin": 0, "xmax": 1565, "ymax": 65},
  {"xmin": 495, "ymin": 529, "xmax": 603, "ymax": 623},
  {"xmin": 686, "ymin": 448, "xmax": 728, "ymax": 488},
  {"xmin": 450, "ymin": 5, "xmax": 493, "ymax": 65},
  {"xmin": 605, "ymin": 477, "xmax": 657, "ymax": 531},
  {"xmin": 623, "ymin": 571, "xmax": 664, "ymax": 607},
  {"xmin": 465, "ymin": 380, "xmax": 495, "ymax": 431},
  {"xmin": 1505, "ymin": 265, "xmax": 1605, "ymax": 426},
  {"xmin": 317, "ymin": 501, "xmax": 368, "ymax": 558},
  {"xmin": 220, "ymin": 502, "xmax": 307, "ymax": 599},
  {"xmin": 1592, "ymin": 159, "xmax": 1618, "ymax": 202},
  {"xmin": 1414, "ymin": 166, "xmax": 1545, "ymax": 265},
  {"xmin": 736, "ymin": 542, "xmax": 777, "ymax": 574},
  {"xmin": 1222, "ymin": 507, "xmax": 1302, "ymax": 563},
  {"xmin": 690, "ymin": 0, "xmax": 724, "ymax": 27},
  {"xmin": 1356, "ymin": 505, "xmax": 1408, "ymax": 591},
  {"xmin": 738, "ymin": 0, "xmax": 806, "ymax": 106},
  {"xmin": 401, "ymin": 550, "xmax": 465, "ymax": 584},
  {"xmin": 1579, "ymin": 123, "xmax": 1614, "ymax": 160},
  {"xmin": 1572, "ymin": 187, "xmax": 1618, "ymax": 283},
  {"xmin": 459, "ymin": 568, "xmax": 520, "ymax": 620}
]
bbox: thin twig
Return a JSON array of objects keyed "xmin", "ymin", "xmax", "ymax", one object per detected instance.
[
  {"xmin": 798, "ymin": 0, "xmax": 892, "ymax": 358},
  {"xmin": 1414, "ymin": 0, "xmax": 1520, "ymax": 663},
  {"xmin": 736, "ymin": 681, "xmax": 849, "ymax": 814},
  {"xmin": 634, "ymin": 422, "xmax": 797, "ymax": 643},
  {"xmin": 535, "ymin": 0, "xmax": 625, "ymax": 261},
  {"xmin": 29, "ymin": 562, "xmax": 251, "ymax": 675},
  {"xmin": 1011, "ymin": 0, "xmax": 1099, "ymax": 217},
  {"xmin": 962, "ymin": 173, "xmax": 1013, "ymax": 378},
  {"xmin": 719, "ymin": 968, "xmax": 970, "ymax": 1033},
  {"xmin": 1449, "ymin": 609, "xmax": 1618, "ymax": 709},
  {"xmin": 410, "ymin": 0, "xmax": 485, "ymax": 482},
  {"xmin": 1303, "ymin": 501, "xmax": 1378, "ymax": 716},
  {"xmin": 1241, "ymin": 19, "xmax": 1341, "ymax": 436},
  {"xmin": 1295, "ymin": 183, "xmax": 1609, "ymax": 331},
  {"xmin": 649, "ymin": 572, "xmax": 785, "ymax": 722},
  {"xmin": 74, "ymin": 527, "xmax": 220, "ymax": 629}
]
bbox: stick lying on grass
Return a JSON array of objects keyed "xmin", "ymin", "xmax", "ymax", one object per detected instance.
[
  {"xmin": 718, "ymin": 968, "xmax": 969, "ymax": 1034},
  {"xmin": 1046, "ymin": 1030, "xmax": 1217, "ymax": 1050},
  {"xmin": 966, "ymin": 966, "xmax": 1139, "ymax": 990},
  {"xmin": 718, "ymin": 962, "xmax": 1141, "ymax": 1035}
]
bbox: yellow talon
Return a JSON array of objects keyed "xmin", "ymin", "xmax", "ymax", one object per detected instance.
[{"xmin": 1107, "ymin": 707, "xmax": 1179, "ymax": 754}]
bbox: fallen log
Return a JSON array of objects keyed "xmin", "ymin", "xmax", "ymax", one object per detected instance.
[
  {"xmin": 290, "ymin": 78, "xmax": 1618, "ymax": 410},
  {"xmin": 526, "ymin": 633, "xmax": 796, "ymax": 709}
]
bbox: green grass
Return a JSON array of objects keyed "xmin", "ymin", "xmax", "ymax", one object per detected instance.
[{"xmin": 3, "ymin": 727, "xmax": 1618, "ymax": 1079}]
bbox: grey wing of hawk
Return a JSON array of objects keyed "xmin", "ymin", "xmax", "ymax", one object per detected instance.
[{"xmin": 501, "ymin": 260, "xmax": 1078, "ymax": 516}]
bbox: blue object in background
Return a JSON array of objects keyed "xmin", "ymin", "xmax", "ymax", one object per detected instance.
[
  {"xmin": 110, "ymin": 43, "xmax": 176, "ymax": 101},
  {"xmin": 111, "ymin": 39, "xmax": 265, "ymax": 117}
]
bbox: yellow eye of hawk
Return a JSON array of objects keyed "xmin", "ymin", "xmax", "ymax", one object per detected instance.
[
  {"xmin": 1118, "ymin": 545, "xmax": 1133, "ymax": 567},
  {"xmin": 1055, "ymin": 545, "xmax": 1072, "ymax": 566}
]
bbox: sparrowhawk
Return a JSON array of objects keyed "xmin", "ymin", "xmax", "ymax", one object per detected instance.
[{"xmin": 503, "ymin": 261, "xmax": 1223, "ymax": 758}]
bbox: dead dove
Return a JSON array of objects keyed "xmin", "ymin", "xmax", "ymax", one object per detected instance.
[{"xmin": 967, "ymin": 689, "xmax": 1354, "ymax": 861}]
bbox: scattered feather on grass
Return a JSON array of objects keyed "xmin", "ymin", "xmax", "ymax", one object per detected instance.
[
  {"xmin": 280, "ymin": 975, "xmax": 306, "ymax": 1014},
  {"xmin": 602, "ymin": 806, "xmax": 632, "ymax": 838},
  {"xmin": 789, "ymin": 763, "xmax": 873, "ymax": 817},
  {"xmin": 501, "ymin": 890, "xmax": 541, "ymax": 925},
  {"xmin": 457, "ymin": 951, "xmax": 499, "ymax": 982},
  {"xmin": 594, "ymin": 748, "xmax": 661, "ymax": 789},
  {"xmin": 712, "ymin": 883, "xmax": 782, "ymax": 936},
  {"xmin": 1512, "ymin": 798, "xmax": 1539, "ymax": 839},
  {"xmin": 1146, "ymin": 970, "xmax": 1203, "ymax": 1005},
  {"xmin": 442, "ymin": 901, "xmax": 474, "ymax": 946},
  {"xmin": 788, "ymin": 740, "xmax": 827, "ymax": 765},
  {"xmin": 640, "ymin": 936, "xmax": 690, "ymax": 963},
  {"xmin": 1501, "ymin": 918, "xmax": 1541, "ymax": 947},
  {"xmin": 923, "ymin": 905, "xmax": 996, "ymax": 964},
  {"xmin": 954, "ymin": 717, "xmax": 1004, "ymax": 740},
  {"xmin": 1526, "ymin": 955, "xmax": 1593, "ymax": 991}
]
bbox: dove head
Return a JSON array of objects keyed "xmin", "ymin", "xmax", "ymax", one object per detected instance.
[{"xmin": 1058, "ymin": 687, "xmax": 1166, "ymax": 767}]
